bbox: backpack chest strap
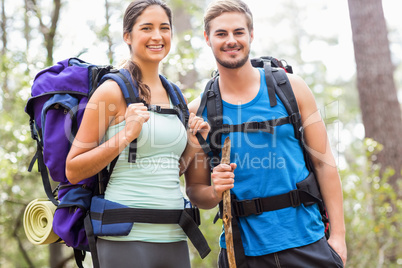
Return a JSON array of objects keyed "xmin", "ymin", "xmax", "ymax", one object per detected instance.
[
  {"xmin": 220, "ymin": 113, "xmax": 301, "ymax": 134},
  {"xmin": 147, "ymin": 104, "xmax": 180, "ymax": 116}
]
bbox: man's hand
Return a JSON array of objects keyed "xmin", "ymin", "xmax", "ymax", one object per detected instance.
[
  {"xmin": 211, "ymin": 163, "xmax": 237, "ymax": 200},
  {"xmin": 328, "ymin": 236, "xmax": 347, "ymax": 267}
]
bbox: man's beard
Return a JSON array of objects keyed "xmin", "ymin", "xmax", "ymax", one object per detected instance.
[{"xmin": 215, "ymin": 46, "xmax": 250, "ymax": 69}]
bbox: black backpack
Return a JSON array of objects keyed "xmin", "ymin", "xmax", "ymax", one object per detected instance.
[{"xmin": 196, "ymin": 56, "xmax": 329, "ymax": 268}]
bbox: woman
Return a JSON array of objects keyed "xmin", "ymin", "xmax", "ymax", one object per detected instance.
[{"xmin": 66, "ymin": 1, "xmax": 209, "ymax": 267}]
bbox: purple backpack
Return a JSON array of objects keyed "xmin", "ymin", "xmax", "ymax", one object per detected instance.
[
  {"xmin": 25, "ymin": 58, "xmax": 195, "ymax": 267},
  {"xmin": 25, "ymin": 58, "xmax": 136, "ymax": 267}
]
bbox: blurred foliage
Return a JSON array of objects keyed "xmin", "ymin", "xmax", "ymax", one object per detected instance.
[
  {"xmin": 0, "ymin": 52, "xmax": 53, "ymax": 267},
  {"xmin": 342, "ymin": 139, "xmax": 402, "ymax": 267},
  {"xmin": 188, "ymin": 208, "xmax": 222, "ymax": 268}
]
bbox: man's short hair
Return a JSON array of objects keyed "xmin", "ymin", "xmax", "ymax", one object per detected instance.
[{"xmin": 204, "ymin": 0, "xmax": 253, "ymax": 36}]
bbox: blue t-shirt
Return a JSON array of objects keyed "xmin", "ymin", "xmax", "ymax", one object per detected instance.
[{"xmin": 203, "ymin": 68, "xmax": 324, "ymax": 256}]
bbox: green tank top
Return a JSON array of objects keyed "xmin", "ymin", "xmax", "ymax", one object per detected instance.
[{"xmin": 101, "ymin": 104, "xmax": 188, "ymax": 242}]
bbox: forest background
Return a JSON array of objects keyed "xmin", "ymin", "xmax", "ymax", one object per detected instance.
[{"xmin": 1, "ymin": 0, "xmax": 401, "ymax": 267}]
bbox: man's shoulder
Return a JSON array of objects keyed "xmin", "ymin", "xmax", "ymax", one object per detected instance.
[
  {"xmin": 286, "ymin": 73, "xmax": 316, "ymax": 112},
  {"xmin": 188, "ymin": 96, "xmax": 202, "ymax": 114}
]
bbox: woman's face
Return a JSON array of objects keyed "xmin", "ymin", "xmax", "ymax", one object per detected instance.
[{"xmin": 124, "ymin": 5, "xmax": 171, "ymax": 65}]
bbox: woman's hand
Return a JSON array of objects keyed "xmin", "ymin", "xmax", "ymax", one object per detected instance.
[
  {"xmin": 124, "ymin": 103, "xmax": 150, "ymax": 141},
  {"xmin": 187, "ymin": 113, "xmax": 210, "ymax": 147},
  {"xmin": 211, "ymin": 163, "xmax": 237, "ymax": 200}
]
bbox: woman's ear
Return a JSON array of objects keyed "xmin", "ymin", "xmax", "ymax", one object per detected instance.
[{"xmin": 124, "ymin": 32, "xmax": 132, "ymax": 45}]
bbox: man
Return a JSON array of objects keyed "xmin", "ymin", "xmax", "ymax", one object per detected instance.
[{"xmin": 184, "ymin": 0, "xmax": 347, "ymax": 267}]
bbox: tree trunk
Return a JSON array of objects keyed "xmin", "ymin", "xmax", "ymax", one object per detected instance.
[
  {"xmin": 171, "ymin": 4, "xmax": 198, "ymax": 89},
  {"xmin": 1, "ymin": 0, "xmax": 6, "ymax": 55},
  {"xmin": 1, "ymin": 0, "xmax": 12, "ymax": 113},
  {"xmin": 49, "ymin": 244, "xmax": 64, "ymax": 268},
  {"xmin": 104, "ymin": 0, "xmax": 113, "ymax": 64},
  {"xmin": 348, "ymin": 0, "xmax": 402, "ymax": 263},
  {"xmin": 1, "ymin": 0, "xmax": 9, "ymax": 95},
  {"xmin": 27, "ymin": 0, "xmax": 61, "ymax": 66},
  {"xmin": 348, "ymin": 0, "xmax": 402, "ymax": 188}
]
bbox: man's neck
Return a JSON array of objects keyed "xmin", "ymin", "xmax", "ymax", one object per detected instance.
[{"xmin": 217, "ymin": 60, "xmax": 260, "ymax": 102}]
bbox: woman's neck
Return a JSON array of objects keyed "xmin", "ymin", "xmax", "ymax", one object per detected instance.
[
  {"xmin": 133, "ymin": 59, "xmax": 169, "ymax": 105},
  {"xmin": 135, "ymin": 61, "xmax": 160, "ymax": 87}
]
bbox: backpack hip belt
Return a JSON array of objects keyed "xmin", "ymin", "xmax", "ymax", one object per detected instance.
[
  {"xmin": 89, "ymin": 204, "xmax": 210, "ymax": 259},
  {"xmin": 215, "ymin": 172, "xmax": 327, "ymax": 221}
]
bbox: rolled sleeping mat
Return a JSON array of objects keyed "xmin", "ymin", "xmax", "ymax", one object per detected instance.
[{"xmin": 23, "ymin": 198, "xmax": 62, "ymax": 245}]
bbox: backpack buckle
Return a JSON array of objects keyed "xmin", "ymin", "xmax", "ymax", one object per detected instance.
[
  {"xmin": 29, "ymin": 119, "xmax": 39, "ymax": 142},
  {"xmin": 221, "ymin": 124, "xmax": 231, "ymax": 134},
  {"xmin": 243, "ymin": 121, "xmax": 259, "ymax": 132},
  {"xmin": 289, "ymin": 113, "xmax": 301, "ymax": 124},
  {"xmin": 289, "ymin": 190, "xmax": 301, "ymax": 207},
  {"xmin": 148, "ymin": 105, "xmax": 161, "ymax": 113},
  {"xmin": 233, "ymin": 198, "xmax": 263, "ymax": 217}
]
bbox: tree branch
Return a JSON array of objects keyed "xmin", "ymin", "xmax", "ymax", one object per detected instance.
[{"xmin": 13, "ymin": 207, "xmax": 35, "ymax": 268}]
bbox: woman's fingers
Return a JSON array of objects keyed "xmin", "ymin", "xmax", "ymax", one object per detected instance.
[{"xmin": 188, "ymin": 113, "xmax": 210, "ymax": 137}]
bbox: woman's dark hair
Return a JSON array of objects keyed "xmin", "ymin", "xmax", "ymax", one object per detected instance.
[{"xmin": 123, "ymin": 0, "xmax": 172, "ymax": 103}]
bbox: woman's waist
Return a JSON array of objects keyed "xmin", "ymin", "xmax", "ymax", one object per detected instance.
[
  {"xmin": 115, "ymin": 153, "xmax": 181, "ymax": 170},
  {"xmin": 104, "ymin": 180, "xmax": 184, "ymax": 210}
]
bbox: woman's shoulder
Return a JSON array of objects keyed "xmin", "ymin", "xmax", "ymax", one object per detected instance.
[
  {"xmin": 87, "ymin": 80, "xmax": 127, "ymax": 123},
  {"xmin": 90, "ymin": 80, "xmax": 126, "ymax": 106}
]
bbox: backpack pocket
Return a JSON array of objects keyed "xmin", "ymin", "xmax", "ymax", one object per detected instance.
[
  {"xmin": 296, "ymin": 172, "xmax": 322, "ymax": 206},
  {"xmin": 53, "ymin": 184, "xmax": 93, "ymax": 250},
  {"xmin": 41, "ymin": 94, "xmax": 79, "ymax": 182},
  {"xmin": 90, "ymin": 195, "xmax": 134, "ymax": 236}
]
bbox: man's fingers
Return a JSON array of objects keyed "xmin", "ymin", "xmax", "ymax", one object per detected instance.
[{"xmin": 213, "ymin": 163, "xmax": 233, "ymax": 172}]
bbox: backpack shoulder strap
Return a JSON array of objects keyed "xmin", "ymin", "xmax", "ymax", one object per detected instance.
[
  {"xmin": 198, "ymin": 77, "xmax": 223, "ymax": 167},
  {"xmin": 270, "ymin": 67, "xmax": 302, "ymax": 139},
  {"xmin": 99, "ymin": 68, "xmax": 141, "ymax": 105},
  {"xmin": 98, "ymin": 69, "xmax": 141, "ymax": 163},
  {"xmin": 196, "ymin": 79, "xmax": 214, "ymax": 117},
  {"xmin": 270, "ymin": 66, "xmax": 314, "ymax": 171},
  {"xmin": 161, "ymin": 76, "xmax": 189, "ymax": 127},
  {"xmin": 165, "ymin": 78, "xmax": 211, "ymax": 155}
]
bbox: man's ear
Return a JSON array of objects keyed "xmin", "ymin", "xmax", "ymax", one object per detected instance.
[
  {"xmin": 204, "ymin": 31, "xmax": 211, "ymax": 47},
  {"xmin": 250, "ymin": 29, "xmax": 254, "ymax": 43},
  {"xmin": 124, "ymin": 32, "xmax": 131, "ymax": 45}
]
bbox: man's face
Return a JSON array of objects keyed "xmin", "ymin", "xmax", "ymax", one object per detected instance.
[{"xmin": 205, "ymin": 12, "xmax": 253, "ymax": 69}]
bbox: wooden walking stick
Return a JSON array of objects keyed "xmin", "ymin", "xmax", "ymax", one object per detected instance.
[{"xmin": 221, "ymin": 137, "xmax": 236, "ymax": 268}]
